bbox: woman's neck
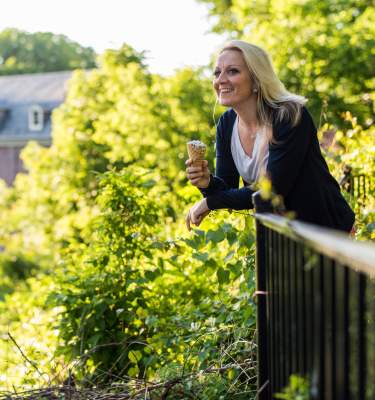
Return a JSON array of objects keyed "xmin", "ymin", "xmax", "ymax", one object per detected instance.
[{"xmin": 233, "ymin": 98, "xmax": 259, "ymax": 131}]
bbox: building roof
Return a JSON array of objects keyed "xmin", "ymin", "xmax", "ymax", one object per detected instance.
[
  {"xmin": 0, "ymin": 70, "xmax": 73, "ymax": 144},
  {"xmin": 0, "ymin": 70, "xmax": 72, "ymax": 107}
]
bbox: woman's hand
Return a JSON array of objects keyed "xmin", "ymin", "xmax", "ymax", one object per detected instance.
[
  {"xmin": 185, "ymin": 159, "xmax": 210, "ymax": 189},
  {"xmin": 186, "ymin": 198, "xmax": 210, "ymax": 231}
]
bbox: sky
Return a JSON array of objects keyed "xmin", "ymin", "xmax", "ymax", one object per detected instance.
[{"xmin": 0, "ymin": 0, "xmax": 225, "ymax": 75}]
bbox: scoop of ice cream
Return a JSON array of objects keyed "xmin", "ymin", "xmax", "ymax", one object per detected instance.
[{"xmin": 187, "ymin": 140, "xmax": 206, "ymax": 161}]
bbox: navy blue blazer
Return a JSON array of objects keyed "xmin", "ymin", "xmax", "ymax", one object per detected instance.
[{"xmin": 200, "ymin": 107, "xmax": 355, "ymax": 232}]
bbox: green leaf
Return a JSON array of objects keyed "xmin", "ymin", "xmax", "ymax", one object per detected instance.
[
  {"xmin": 145, "ymin": 269, "xmax": 161, "ymax": 280},
  {"xmin": 87, "ymin": 333, "xmax": 102, "ymax": 347},
  {"xmin": 184, "ymin": 234, "xmax": 203, "ymax": 249},
  {"xmin": 128, "ymin": 365, "xmax": 140, "ymax": 377},
  {"xmin": 128, "ymin": 350, "xmax": 142, "ymax": 364},
  {"xmin": 192, "ymin": 252, "xmax": 209, "ymax": 262},
  {"xmin": 217, "ymin": 267, "xmax": 230, "ymax": 285},
  {"xmin": 226, "ymin": 230, "xmax": 237, "ymax": 245},
  {"xmin": 141, "ymin": 179, "xmax": 156, "ymax": 188},
  {"xmin": 206, "ymin": 229, "xmax": 225, "ymax": 243}
]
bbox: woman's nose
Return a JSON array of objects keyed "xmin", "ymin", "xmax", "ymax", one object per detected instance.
[{"xmin": 216, "ymin": 71, "xmax": 228, "ymax": 84}]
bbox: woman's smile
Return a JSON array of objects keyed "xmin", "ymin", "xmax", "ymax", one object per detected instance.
[{"xmin": 219, "ymin": 87, "xmax": 234, "ymax": 94}]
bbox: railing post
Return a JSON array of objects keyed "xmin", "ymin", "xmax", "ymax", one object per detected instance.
[{"xmin": 253, "ymin": 191, "xmax": 270, "ymax": 399}]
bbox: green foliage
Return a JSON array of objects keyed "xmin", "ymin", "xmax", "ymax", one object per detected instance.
[
  {"xmin": 0, "ymin": 28, "xmax": 96, "ymax": 74},
  {"xmin": 48, "ymin": 176, "xmax": 257, "ymax": 385},
  {"xmin": 319, "ymin": 113, "xmax": 375, "ymax": 240},
  {"xmin": 198, "ymin": 0, "xmax": 375, "ymax": 124},
  {"xmin": 0, "ymin": 274, "xmax": 63, "ymax": 388},
  {"xmin": 0, "ymin": 253, "xmax": 38, "ymax": 281},
  {"xmin": 48, "ymin": 168, "xmax": 162, "ymax": 381},
  {"xmin": 274, "ymin": 375, "xmax": 310, "ymax": 400},
  {"xmin": 0, "ymin": 42, "xmax": 257, "ymax": 395},
  {"xmin": 0, "ymin": 253, "xmax": 39, "ymax": 300},
  {"xmin": 0, "ymin": 10, "xmax": 373, "ymax": 395}
]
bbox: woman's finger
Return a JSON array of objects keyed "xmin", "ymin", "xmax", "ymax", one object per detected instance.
[
  {"xmin": 195, "ymin": 210, "xmax": 210, "ymax": 226},
  {"xmin": 186, "ymin": 211, "xmax": 192, "ymax": 231},
  {"xmin": 195, "ymin": 215, "xmax": 203, "ymax": 226},
  {"xmin": 187, "ymin": 171, "xmax": 203, "ymax": 178},
  {"xmin": 190, "ymin": 208, "xmax": 200, "ymax": 225},
  {"xmin": 187, "ymin": 173, "xmax": 203, "ymax": 181},
  {"xmin": 191, "ymin": 178, "xmax": 204, "ymax": 185},
  {"xmin": 186, "ymin": 166, "xmax": 203, "ymax": 174},
  {"xmin": 188, "ymin": 175, "xmax": 205, "ymax": 185}
]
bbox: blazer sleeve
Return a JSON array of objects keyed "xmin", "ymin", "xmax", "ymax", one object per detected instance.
[
  {"xmin": 201, "ymin": 112, "xmax": 255, "ymax": 210},
  {"xmin": 200, "ymin": 112, "xmax": 240, "ymax": 197}
]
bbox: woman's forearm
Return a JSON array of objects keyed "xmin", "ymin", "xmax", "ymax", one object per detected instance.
[{"xmin": 206, "ymin": 186, "xmax": 255, "ymax": 210}]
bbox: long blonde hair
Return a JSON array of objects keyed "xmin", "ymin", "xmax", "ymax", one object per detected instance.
[{"xmin": 219, "ymin": 40, "xmax": 307, "ymax": 142}]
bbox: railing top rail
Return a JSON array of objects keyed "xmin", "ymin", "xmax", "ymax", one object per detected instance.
[{"xmin": 255, "ymin": 213, "xmax": 375, "ymax": 278}]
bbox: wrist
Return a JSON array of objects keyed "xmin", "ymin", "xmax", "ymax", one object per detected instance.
[
  {"xmin": 202, "ymin": 197, "xmax": 208, "ymax": 209},
  {"xmin": 197, "ymin": 174, "xmax": 211, "ymax": 189}
]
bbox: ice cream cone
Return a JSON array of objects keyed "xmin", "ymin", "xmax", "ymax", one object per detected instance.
[{"xmin": 187, "ymin": 140, "xmax": 206, "ymax": 167}]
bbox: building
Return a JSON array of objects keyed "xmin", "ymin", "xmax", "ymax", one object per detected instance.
[{"xmin": 0, "ymin": 71, "xmax": 73, "ymax": 185}]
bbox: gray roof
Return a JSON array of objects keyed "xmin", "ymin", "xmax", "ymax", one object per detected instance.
[
  {"xmin": 0, "ymin": 70, "xmax": 72, "ymax": 106},
  {"xmin": 0, "ymin": 71, "xmax": 73, "ymax": 143}
]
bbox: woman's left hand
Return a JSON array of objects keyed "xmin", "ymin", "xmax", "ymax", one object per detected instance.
[{"xmin": 186, "ymin": 198, "xmax": 210, "ymax": 231}]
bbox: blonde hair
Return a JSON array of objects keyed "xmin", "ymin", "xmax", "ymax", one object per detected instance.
[{"xmin": 219, "ymin": 40, "xmax": 307, "ymax": 141}]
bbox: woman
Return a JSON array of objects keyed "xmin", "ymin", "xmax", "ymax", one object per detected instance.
[{"xmin": 185, "ymin": 40, "xmax": 355, "ymax": 232}]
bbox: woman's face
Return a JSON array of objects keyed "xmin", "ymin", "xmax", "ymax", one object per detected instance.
[{"xmin": 213, "ymin": 49, "xmax": 254, "ymax": 108}]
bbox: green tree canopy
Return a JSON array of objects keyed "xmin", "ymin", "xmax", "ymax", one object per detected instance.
[
  {"xmin": 198, "ymin": 0, "xmax": 375, "ymax": 124},
  {"xmin": 0, "ymin": 28, "xmax": 97, "ymax": 75}
]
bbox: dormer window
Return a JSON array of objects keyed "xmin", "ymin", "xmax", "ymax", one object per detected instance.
[{"xmin": 28, "ymin": 105, "xmax": 44, "ymax": 131}]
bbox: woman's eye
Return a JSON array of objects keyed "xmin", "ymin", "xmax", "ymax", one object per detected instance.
[
  {"xmin": 228, "ymin": 68, "xmax": 239, "ymax": 75},
  {"xmin": 213, "ymin": 70, "xmax": 220, "ymax": 78}
]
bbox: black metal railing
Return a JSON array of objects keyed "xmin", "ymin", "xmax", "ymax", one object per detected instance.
[
  {"xmin": 340, "ymin": 165, "xmax": 373, "ymax": 204},
  {"xmin": 254, "ymin": 211, "xmax": 375, "ymax": 399}
]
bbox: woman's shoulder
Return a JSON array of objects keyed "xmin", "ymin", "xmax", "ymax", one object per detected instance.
[
  {"xmin": 299, "ymin": 105, "xmax": 315, "ymax": 126},
  {"xmin": 270, "ymin": 105, "xmax": 317, "ymax": 145},
  {"xmin": 273, "ymin": 104, "xmax": 316, "ymax": 136}
]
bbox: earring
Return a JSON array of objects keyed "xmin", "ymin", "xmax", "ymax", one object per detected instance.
[{"xmin": 253, "ymin": 88, "xmax": 258, "ymax": 93}]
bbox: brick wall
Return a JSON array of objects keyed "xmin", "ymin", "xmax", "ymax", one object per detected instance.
[{"xmin": 0, "ymin": 146, "xmax": 26, "ymax": 186}]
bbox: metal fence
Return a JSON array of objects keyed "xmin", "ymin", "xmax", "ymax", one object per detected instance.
[
  {"xmin": 340, "ymin": 166, "xmax": 373, "ymax": 204},
  {"xmin": 254, "ymin": 212, "xmax": 375, "ymax": 399}
]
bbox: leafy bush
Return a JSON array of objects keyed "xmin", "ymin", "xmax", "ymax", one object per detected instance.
[
  {"xmin": 274, "ymin": 375, "xmax": 310, "ymax": 400},
  {"xmin": 320, "ymin": 113, "xmax": 375, "ymax": 240},
  {"xmin": 47, "ymin": 168, "xmax": 257, "ymax": 389}
]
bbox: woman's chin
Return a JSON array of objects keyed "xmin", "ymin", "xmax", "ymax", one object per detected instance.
[{"xmin": 218, "ymin": 98, "xmax": 233, "ymax": 107}]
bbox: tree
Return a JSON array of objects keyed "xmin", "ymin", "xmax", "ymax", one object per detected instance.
[
  {"xmin": 0, "ymin": 28, "xmax": 96, "ymax": 75},
  {"xmin": 0, "ymin": 44, "xmax": 257, "ymax": 390},
  {"xmin": 198, "ymin": 0, "xmax": 375, "ymax": 124}
]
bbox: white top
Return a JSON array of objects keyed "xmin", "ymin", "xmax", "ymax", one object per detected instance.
[{"xmin": 230, "ymin": 116, "xmax": 269, "ymax": 184}]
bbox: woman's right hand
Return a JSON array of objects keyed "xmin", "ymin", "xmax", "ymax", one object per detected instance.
[{"xmin": 185, "ymin": 159, "xmax": 210, "ymax": 189}]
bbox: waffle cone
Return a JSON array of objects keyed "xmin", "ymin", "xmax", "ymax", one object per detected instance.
[{"xmin": 187, "ymin": 140, "xmax": 206, "ymax": 167}]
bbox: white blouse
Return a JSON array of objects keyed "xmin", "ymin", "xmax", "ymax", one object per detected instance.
[{"xmin": 230, "ymin": 117, "xmax": 269, "ymax": 184}]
